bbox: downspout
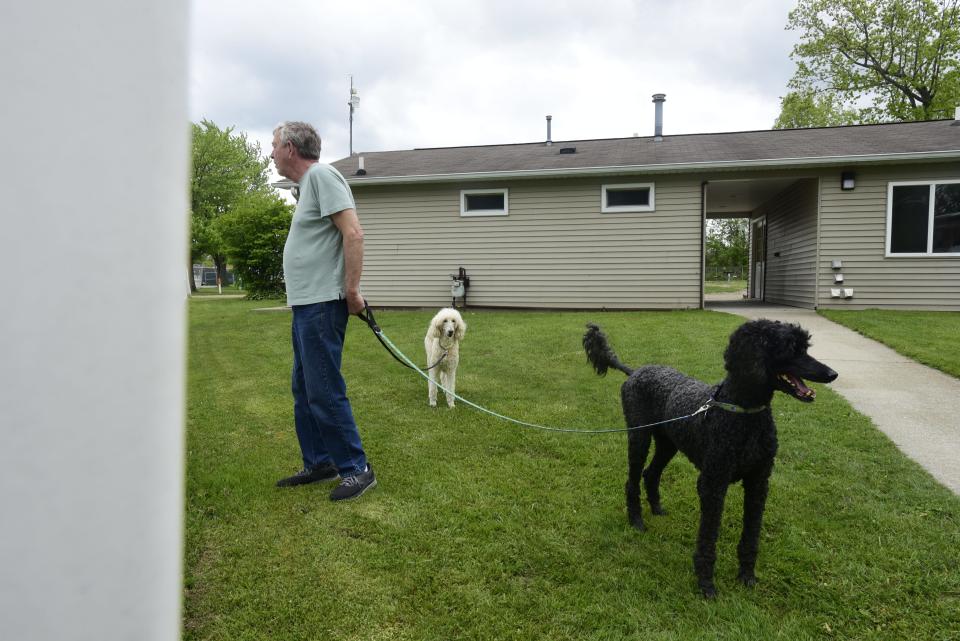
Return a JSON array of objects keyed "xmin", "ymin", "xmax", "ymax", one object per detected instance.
[
  {"xmin": 700, "ymin": 181, "xmax": 708, "ymax": 310},
  {"xmin": 814, "ymin": 176, "xmax": 822, "ymax": 309}
]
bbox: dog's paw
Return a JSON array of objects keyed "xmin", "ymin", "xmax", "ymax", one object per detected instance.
[
  {"xmin": 650, "ymin": 503, "xmax": 667, "ymax": 516},
  {"xmin": 736, "ymin": 571, "xmax": 758, "ymax": 588},
  {"xmin": 699, "ymin": 582, "xmax": 718, "ymax": 599},
  {"xmin": 628, "ymin": 515, "xmax": 646, "ymax": 531},
  {"xmin": 429, "ymin": 400, "xmax": 437, "ymax": 407}
]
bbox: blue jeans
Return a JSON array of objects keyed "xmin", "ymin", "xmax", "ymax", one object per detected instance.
[{"xmin": 291, "ymin": 299, "xmax": 368, "ymax": 476}]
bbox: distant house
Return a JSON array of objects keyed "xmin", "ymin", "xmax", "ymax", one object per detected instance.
[
  {"xmin": 328, "ymin": 117, "xmax": 960, "ymax": 311},
  {"xmin": 192, "ymin": 264, "xmax": 234, "ymax": 288}
]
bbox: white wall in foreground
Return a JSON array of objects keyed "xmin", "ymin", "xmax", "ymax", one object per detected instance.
[{"xmin": 0, "ymin": 1, "xmax": 188, "ymax": 639}]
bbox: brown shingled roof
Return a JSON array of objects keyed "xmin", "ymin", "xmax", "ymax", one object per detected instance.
[{"xmin": 331, "ymin": 119, "xmax": 960, "ymax": 184}]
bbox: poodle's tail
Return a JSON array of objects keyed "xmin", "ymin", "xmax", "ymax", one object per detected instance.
[{"xmin": 583, "ymin": 323, "xmax": 634, "ymax": 377}]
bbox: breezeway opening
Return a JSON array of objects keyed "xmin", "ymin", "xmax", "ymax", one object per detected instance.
[{"xmin": 704, "ymin": 177, "xmax": 815, "ymax": 308}]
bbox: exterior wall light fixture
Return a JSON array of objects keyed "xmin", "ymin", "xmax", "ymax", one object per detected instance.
[{"xmin": 841, "ymin": 171, "xmax": 856, "ymax": 190}]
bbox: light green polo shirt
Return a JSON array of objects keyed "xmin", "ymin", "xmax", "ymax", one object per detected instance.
[{"xmin": 283, "ymin": 163, "xmax": 356, "ymax": 306}]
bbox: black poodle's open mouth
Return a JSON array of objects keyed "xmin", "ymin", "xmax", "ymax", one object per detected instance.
[{"xmin": 777, "ymin": 372, "xmax": 816, "ymax": 402}]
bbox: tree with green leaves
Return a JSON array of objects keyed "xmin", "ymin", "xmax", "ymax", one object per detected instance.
[
  {"xmin": 216, "ymin": 191, "xmax": 293, "ymax": 299},
  {"xmin": 774, "ymin": 89, "xmax": 861, "ymax": 128},
  {"xmin": 706, "ymin": 218, "xmax": 749, "ymax": 279},
  {"xmin": 190, "ymin": 120, "xmax": 272, "ymax": 291},
  {"xmin": 776, "ymin": 0, "xmax": 960, "ymax": 128}
]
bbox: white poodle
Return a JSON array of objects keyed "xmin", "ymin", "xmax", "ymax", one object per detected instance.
[{"xmin": 424, "ymin": 308, "xmax": 466, "ymax": 407}]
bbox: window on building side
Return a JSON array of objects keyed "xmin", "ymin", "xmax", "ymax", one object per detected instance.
[
  {"xmin": 601, "ymin": 183, "xmax": 655, "ymax": 213},
  {"xmin": 461, "ymin": 189, "xmax": 508, "ymax": 216},
  {"xmin": 887, "ymin": 181, "xmax": 960, "ymax": 256}
]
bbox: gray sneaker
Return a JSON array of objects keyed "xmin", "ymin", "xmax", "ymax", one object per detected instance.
[
  {"xmin": 329, "ymin": 465, "xmax": 377, "ymax": 501},
  {"xmin": 276, "ymin": 463, "xmax": 339, "ymax": 487}
]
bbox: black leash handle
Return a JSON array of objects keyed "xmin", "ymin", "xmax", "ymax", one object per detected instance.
[
  {"xmin": 355, "ymin": 299, "xmax": 448, "ymax": 371},
  {"xmin": 355, "ymin": 300, "xmax": 415, "ymax": 370},
  {"xmin": 355, "ymin": 299, "xmax": 381, "ymax": 332}
]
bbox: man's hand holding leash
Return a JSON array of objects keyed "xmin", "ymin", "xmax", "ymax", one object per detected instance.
[{"xmin": 345, "ymin": 290, "xmax": 365, "ymax": 315}]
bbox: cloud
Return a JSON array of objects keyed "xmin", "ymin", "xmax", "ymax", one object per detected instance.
[{"xmin": 190, "ymin": 0, "xmax": 801, "ymax": 163}]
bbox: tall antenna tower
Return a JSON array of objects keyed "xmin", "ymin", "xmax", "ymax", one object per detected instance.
[{"xmin": 348, "ymin": 75, "xmax": 360, "ymax": 156}]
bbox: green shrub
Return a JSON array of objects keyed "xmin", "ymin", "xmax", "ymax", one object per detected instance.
[{"xmin": 217, "ymin": 192, "xmax": 292, "ymax": 299}]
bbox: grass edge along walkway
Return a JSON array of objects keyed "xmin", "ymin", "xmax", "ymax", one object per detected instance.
[{"xmin": 819, "ymin": 308, "xmax": 960, "ymax": 379}]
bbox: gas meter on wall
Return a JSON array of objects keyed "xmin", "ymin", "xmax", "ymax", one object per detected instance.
[{"xmin": 449, "ymin": 267, "xmax": 470, "ymax": 308}]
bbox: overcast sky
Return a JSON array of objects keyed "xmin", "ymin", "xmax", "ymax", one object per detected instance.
[{"xmin": 189, "ymin": 0, "xmax": 802, "ymax": 165}]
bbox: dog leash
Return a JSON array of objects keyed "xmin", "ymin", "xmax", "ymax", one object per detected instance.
[
  {"xmin": 355, "ymin": 303, "xmax": 446, "ymax": 371},
  {"xmin": 355, "ymin": 302, "xmax": 720, "ymax": 435}
]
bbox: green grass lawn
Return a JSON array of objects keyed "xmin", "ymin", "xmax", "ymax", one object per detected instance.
[
  {"xmin": 186, "ymin": 301, "xmax": 960, "ymax": 640},
  {"xmin": 705, "ymin": 279, "xmax": 747, "ymax": 294},
  {"xmin": 819, "ymin": 309, "xmax": 960, "ymax": 379}
]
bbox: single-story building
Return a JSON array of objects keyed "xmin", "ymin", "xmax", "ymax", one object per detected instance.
[{"xmin": 328, "ymin": 114, "xmax": 960, "ymax": 311}]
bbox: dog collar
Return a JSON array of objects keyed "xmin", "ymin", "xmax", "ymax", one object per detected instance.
[
  {"xmin": 707, "ymin": 382, "xmax": 768, "ymax": 414},
  {"xmin": 705, "ymin": 398, "xmax": 769, "ymax": 414}
]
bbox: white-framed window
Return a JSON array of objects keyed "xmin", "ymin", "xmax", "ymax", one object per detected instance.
[
  {"xmin": 601, "ymin": 183, "xmax": 655, "ymax": 213},
  {"xmin": 460, "ymin": 188, "xmax": 508, "ymax": 216},
  {"xmin": 886, "ymin": 180, "xmax": 960, "ymax": 257}
]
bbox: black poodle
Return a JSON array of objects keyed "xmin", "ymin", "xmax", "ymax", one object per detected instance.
[{"xmin": 583, "ymin": 319, "xmax": 837, "ymax": 598}]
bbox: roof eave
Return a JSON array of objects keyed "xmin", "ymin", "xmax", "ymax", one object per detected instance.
[{"xmin": 343, "ymin": 150, "xmax": 960, "ymax": 186}]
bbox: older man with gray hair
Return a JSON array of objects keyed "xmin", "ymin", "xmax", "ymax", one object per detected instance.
[{"xmin": 270, "ymin": 121, "xmax": 376, "ymax": 501}]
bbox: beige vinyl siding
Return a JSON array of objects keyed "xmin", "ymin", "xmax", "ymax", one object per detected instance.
[
  {"xmin": 818, "ymin": 163, "xmax": 960, "ymax": 310},
  {"xmin": 351, "ymin": 176, "xmax": 703, "ymax": 309},
  {"xmin": 754, "ymin": 179, "xmax": 818, "ymax": 308}
]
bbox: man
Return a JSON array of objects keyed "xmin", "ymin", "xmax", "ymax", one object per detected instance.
[{"xmin": 271, "ymin": 121, "xmax": 376, "ymax": 501}]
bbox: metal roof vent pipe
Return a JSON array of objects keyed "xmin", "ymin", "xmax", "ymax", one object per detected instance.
[
  {"xmin": 546, "ymin": 115, "xmax": 553, "ymax": 146},
  {"xmin": 652, "ymin": 93, "xmax": 666, "ymax": 142}
]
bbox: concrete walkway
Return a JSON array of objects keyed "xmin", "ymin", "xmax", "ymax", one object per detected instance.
[{"xmin": 707, "ymin": 301, "xmax": 960, "ymax": 495}]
